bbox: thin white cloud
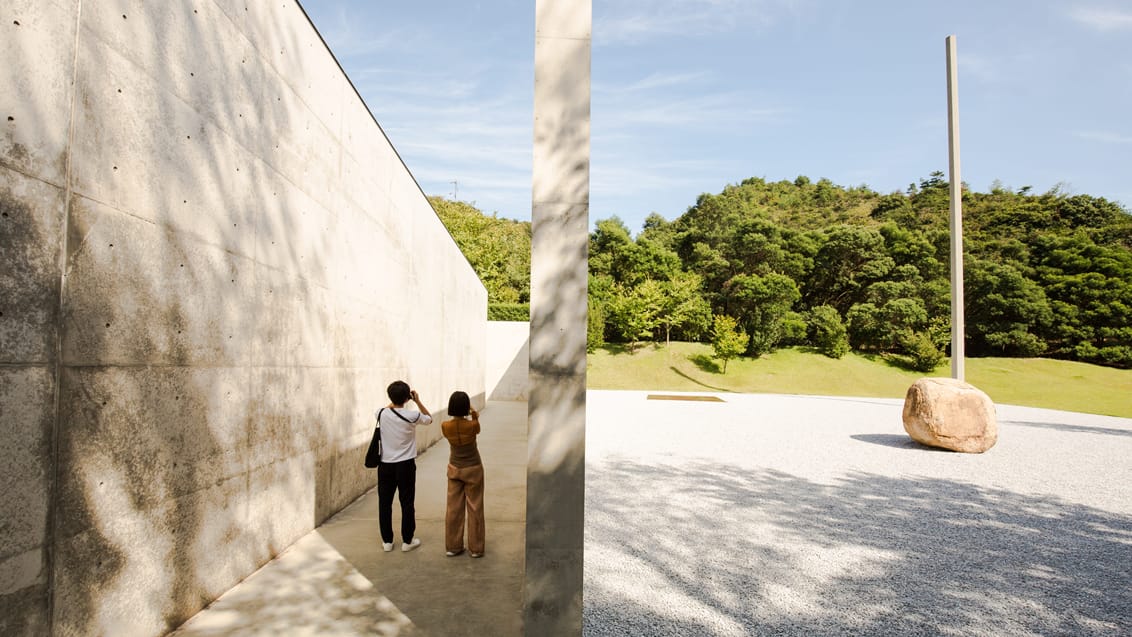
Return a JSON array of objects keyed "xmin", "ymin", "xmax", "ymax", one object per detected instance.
[
  {"xmin": 615, "ymin": 71, "xmax": 715, "ymax": 93},
  {"xmin": 395, "ymin": 137, "xmax": 530, "ymax": 172},
  {"xmin": 593, "ymin": 158, "xmax": 728, "ymax": 189},
  {"xmin": 599, "ymin": 92, "xmax": 784, "ymax": 129},
  {"xmin": 1076, "ymin": 130, "xmax": 1132, "ymax": 144},
  {"xmin": 353, "ymin": 72, "xmax": 481, "ymax": 101},
  {"xmin": 1068, "ymin": 6, "xmax": 1132, "ymax": 31},
  {"xmin": 595, "ymin": 0, "xmax": 809, "ymax": 45},
  {"xmin": 316, "ymin": 8, "xmax": 419, "ymax": 58}
]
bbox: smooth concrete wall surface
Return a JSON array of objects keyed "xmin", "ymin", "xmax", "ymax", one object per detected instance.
[
  {"xmin": 486, "ymin": 321, "xmax": 530, "ymax": 401},
  {"xmin": 527, "ymin": 0, "xmax": 590, "ymax": 633},
  {"xmin": 0, "ymin": 2, "xmax": 486, "ymax": 635}
]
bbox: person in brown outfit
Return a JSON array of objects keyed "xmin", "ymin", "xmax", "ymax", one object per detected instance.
[{"xmin": 441, "ymin": 391, "xmax": 485, "ymax": 557}]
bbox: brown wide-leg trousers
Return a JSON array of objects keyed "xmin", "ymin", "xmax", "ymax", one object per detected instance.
[{"xmin": 445, "ymin": 463, "xmax": 485, "ymax": 554}]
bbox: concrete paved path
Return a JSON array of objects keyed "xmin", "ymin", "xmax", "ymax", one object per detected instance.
[{"xmin": 171, "ymin": 400, "xmax": 528, "ymax": 637}]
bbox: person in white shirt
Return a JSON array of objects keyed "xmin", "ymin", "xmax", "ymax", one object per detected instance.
[{"xmin": 375, "ymin": 380, "xmax": 432, "ymax": 552}]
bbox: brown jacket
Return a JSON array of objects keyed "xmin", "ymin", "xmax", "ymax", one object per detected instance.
[{"xmin": 442, "ymin": 417, "xmax": 481, "ymax": 467}]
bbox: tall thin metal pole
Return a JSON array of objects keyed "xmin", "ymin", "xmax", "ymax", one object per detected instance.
[{"xmin": 946, "ymin": 35, "xmax": 965, "ymax": 381}]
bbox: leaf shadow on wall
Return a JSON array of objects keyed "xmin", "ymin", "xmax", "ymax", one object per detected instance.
[{"xmin": 46, "ymin": 3, "xmax": 385, "ymax": 635}]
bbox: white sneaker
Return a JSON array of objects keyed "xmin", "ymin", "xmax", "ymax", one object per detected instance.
[
  {"xmin": 446, "ymin": 548, "xmax": 464, "ymax": 557},
  {"xmin": 402, "ymin": 538, "xmax": 421, "ymax": 552},
  {"xmin": 382, "ymin": 542, "xmax": 393, "ymax": 552}
]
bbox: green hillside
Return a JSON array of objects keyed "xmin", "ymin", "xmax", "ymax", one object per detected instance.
[{"xmin": 587, "ymin": 343, "xmax": 1132, "ymax": 418}]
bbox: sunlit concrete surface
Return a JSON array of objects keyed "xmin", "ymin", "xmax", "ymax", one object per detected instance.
[
  {"xmin": 168, "ymin": 532, "xmax": 415, "ymax": 637},
  {"xmin": 584, "ymin": 391, "xmax": 1132, "ymax": 636},
  {"xmin": 486, "ymin": 322, "xmax": 529, "ymax": 401},
  {"xmin": 171, "ymin": 400, "xmax": 528, "ymax": 637},
  {"xmin": 1, "ymin": 2, "xmax": 484, "ymax": 634},
  {"xmin": 527, "ymin": 0, "xmax": 591, "ymax": 633}
]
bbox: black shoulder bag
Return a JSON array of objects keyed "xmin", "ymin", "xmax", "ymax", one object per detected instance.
[{"xmin": 364, "ymin": 409, "xmax": 384, "ymax": 468}]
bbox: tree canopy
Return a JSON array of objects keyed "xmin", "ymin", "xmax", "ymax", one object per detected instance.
[
  {"xmin": 430, "ymin": 177, "xmax": 1132, "ymax": 369},
  {"xmin": 588, "ymin": 175, "xmax": 1132, "ymax": 368},
  {"xmin": 430, "ymin": 196, "xmax": 530, "ymax": 307}
]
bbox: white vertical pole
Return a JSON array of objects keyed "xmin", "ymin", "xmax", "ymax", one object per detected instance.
[{"xmin": 946, "ymin": 35, "xmax": 965, "ymax": 381}]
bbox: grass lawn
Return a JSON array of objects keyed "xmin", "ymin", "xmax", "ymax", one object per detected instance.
[{"xmin": 587, "ymin": 342, "xmax": 1132, "ymax": 419}]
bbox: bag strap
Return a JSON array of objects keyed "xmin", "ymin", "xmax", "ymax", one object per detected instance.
[{"xmin": 388, "ymin": 407, "xmax": 419, "ymax": 423}]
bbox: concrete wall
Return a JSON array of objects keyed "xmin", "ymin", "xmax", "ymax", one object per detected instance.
[
  {"xmin": 0, "ymin": 2, "xmax": 486, "ymax": 635},
  {"xmin": 486, "ymin": 322, "xmax": 529, "ymax": 401},
  {"xmin": 526, "ymin": 0, "xmax": 590, "ymax": 633}
]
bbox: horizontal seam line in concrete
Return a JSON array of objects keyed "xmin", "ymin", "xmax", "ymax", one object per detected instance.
[
  {"xmin": 61, "ymin": 190, "xmax": 354, "ymax": 283},
  {"xmin": 0, "ymin": 159, "xmax": 67, "ymax": 190}
]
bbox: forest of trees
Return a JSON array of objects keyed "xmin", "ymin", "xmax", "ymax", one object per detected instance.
[
  {"xmin": 433, "ymin": 174, "xmax": 1132, "ymax": 370},
  {"xmin": 431, "ymin": 196, "xmax": 531, "ymax": 319}
]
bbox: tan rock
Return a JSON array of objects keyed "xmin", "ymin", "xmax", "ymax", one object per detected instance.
[{"xmin": 902, "ymin": 377, "xmax": 997, "ymax": 453}]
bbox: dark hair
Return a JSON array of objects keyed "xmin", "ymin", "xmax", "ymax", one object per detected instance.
[
  {"xmin": 387, "ymin": 380, "xmax": 411, "ymax": 405},
  {"xmin": 447, "ymin": 391, "xmax": 471, "ymax": 418}
]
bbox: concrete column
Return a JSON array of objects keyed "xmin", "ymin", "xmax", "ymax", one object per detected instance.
[
  {"xmin": 946, "ymin": 35, "xmax": 965, "ymax": 381},
  {"xmin": 525, "ymin": 0, "xmax": 590, "ymax": 634}
]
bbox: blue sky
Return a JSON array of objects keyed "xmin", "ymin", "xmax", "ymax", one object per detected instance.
[{"xmin": 300, "ymin": 0, "xmax": 1132, "ymax": 233}]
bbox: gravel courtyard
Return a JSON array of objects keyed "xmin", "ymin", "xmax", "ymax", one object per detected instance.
[{"xmin": 583, "ymin": 390, "xmax": 1132, "ymax": 636}]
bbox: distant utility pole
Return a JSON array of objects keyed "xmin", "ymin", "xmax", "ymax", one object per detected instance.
[
  {"xmin": 946, "ymin": 34, "xmax": 965, "ymax": 381},
  {"xmin": 451, "ymin": 180, "xmax": 458, "ymax": 200}
]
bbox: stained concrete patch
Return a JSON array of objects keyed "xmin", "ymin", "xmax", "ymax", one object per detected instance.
[{"xmin": 0, "ymin": 167, "xmax": 64, "ymax": 363}]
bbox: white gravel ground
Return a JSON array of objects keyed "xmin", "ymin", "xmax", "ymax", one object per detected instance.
[{"xmin": 583, "ymin": 390, "xmax": 1132, "ymax": 636}]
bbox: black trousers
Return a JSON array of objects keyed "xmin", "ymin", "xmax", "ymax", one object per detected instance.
[{"xmin": 377, "ymin": 459, "xmax": 417, "ymax": 543}]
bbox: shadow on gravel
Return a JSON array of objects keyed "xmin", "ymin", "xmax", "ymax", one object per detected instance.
[
  {"xmin": 585, "ymin": 460, "xmax": 1132, "ymax": 636},
  {"xmin": 850, "ymin": 434, "xmax": 952, "ymax": 452},
  {"xmin": 1002, "ymin": 420, "xmax": 1132, "ymax": 438}
]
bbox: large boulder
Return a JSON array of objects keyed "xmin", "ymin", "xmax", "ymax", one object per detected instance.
[{"xmin": 902, "ymin": 377, "xmax": 997, "ymax": 453}]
